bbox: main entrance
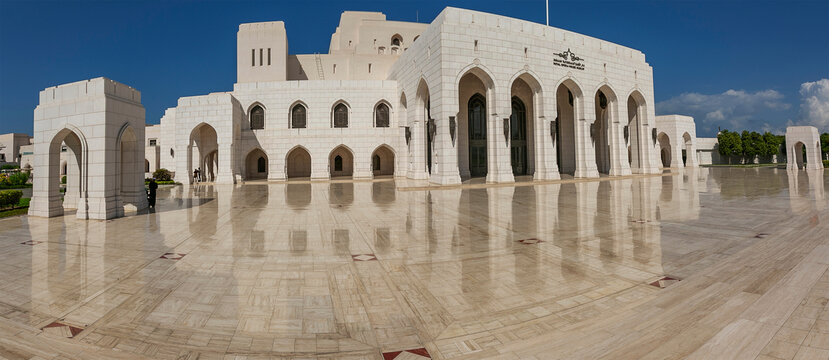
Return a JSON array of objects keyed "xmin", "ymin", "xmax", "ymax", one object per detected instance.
[
  {"xmin": 510, "ymin": 96, "xmax": 528, "ymax": 175},
  {"xmin": 468, "ymin": 94, "xmax": 487, "ymax": 177}
]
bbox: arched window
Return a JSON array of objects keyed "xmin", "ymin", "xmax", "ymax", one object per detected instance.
[
  {"xmin": 391, "ymin": 34, "xmax": 402, "ymax": 46},
  {"xmin": 291, "ymin": 104, "xmax": 307, "ymax": 129},
  {"xmin": 333, "ymin": 103, "xmax": 349, "ymax": 128},
  {"xmin": 257, "ymin": 157, "xmax": 266, "ymax": 172},
  {"xmin": 375, "ymin": 103, "xmax": 390, "ymax": 127},
  {"xmin": 334, "ymin": 155, "xmax": 343, "ymax": 171},
  {"xmin": 250, "ymin": 105, "xmax": 265, "ymax": 130},
  {"xmin": 373, "ymin": 154, "xmax": 381, "ymax": 171},
  {"xmin": 145, "ymin": 159, "xmax": 150, "ymax": 172}
]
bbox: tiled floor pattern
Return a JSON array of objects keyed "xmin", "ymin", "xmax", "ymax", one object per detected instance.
[{"xmin": 0, "ymin": 168, "xmax": 826, "ymax": 359}]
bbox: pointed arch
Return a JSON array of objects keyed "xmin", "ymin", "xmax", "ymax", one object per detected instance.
[
  {"xmin": 331, "ymin": 100, "xmax": 351, "ymax": 128},
  {"xmin": 288, "ymin": 100, "xmax": 308, "ymax": 129},
  {"xmin": 286, "ymin": 145, "xmax": 312, "ymax": 178},
  {"xmin": 554, "ymin": 77, "xmax": 585, "ymax": 175},
  {"xmin": 244, "ymin": 147, "xmax": 268, "ymax": 180},
  {"xmin": 371, "ymin": 144, "xmax": 396, "ymax": 177},
  {"xmin": 373, "ymin": 99, "xmax": 392, "ymax": 128},
  {"xmin": 247, "ymin": 102, "xmax": 266, "ymax": 130},
  {"xmin": 593, "ymin": 83, "xmax": 619, "ymax": 174},
  {"xmin": 329, "ymin": 144, "xmax": 354, "ymax": 178}
]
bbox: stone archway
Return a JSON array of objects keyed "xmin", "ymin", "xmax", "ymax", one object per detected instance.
[
  {"xmin": 555, "ymin": 80, "xmax": 583, "ymax": 175},
  {"xmin": 188, "ymin": 123, "xmax": 218, "ymax": 183},
  {"xmin": 286, "ymin": 146, "xmax": 311, "ymax": 179},
  {"xmin": 510, "ymin": 75, "xmax": 540, "ymax": 177},
  {"xmin": 683, "ymin": 132, "xmax": 692, "ymax": 166},
  {"xmin": 371, "ymin": 145, "xmax": 395, "ymax": 177},
  {"xmin": 658, "ymin": 132, "xmax": 671, "ymax": 168},
  {"xmin": 594, "ymin": 86, "xmax": 618, "ymax": 175},
  {"xmin": 627, "ymin": 91, "xmax": 648, "ymax": 172},
  {"xmin": 50, "ymin": 129, "xmax": 84, "ymax": 213},
  {"xmin": 329, "ymin": 145, "xmax": 354, "ymax": 178},
  {"xmin": 245, "ymin": 148, "xmax": 268, "ymax": 180},
  {"xmin": 117, "ymin": 125, "xmax": 145, "ymax": 214},
  {"xmin": 458, "ymin": 68, "xmax": 496, "ymax": 179}
]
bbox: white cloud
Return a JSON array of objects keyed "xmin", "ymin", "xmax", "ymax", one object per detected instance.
[
  {"xmin": 796, "ymin": 78, "xmax": 829, "ymax": 130},
  {"xmin": 657, "ymin": 88, "xmax": 791, "ymax": 135}
]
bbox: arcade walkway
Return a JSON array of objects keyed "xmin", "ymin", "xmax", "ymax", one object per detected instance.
[{"xmin": 0, "ymin": 168, "xmax": 827, "ymax": 359}]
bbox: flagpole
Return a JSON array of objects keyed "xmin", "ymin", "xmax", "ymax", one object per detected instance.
[{"xmin": 546, "ymin": 0, "xmax": 549, "ymax": 26}]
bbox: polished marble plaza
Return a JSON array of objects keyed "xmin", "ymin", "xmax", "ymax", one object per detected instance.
[{"xmin": 1, "ymin": 168, "xmax": 828, "ymax": 359}]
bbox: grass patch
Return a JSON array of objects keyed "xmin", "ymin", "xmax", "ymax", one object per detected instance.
[
  {"xmin": 0, "ymin": 208, "xmax": 28, "ymax": 218},
  {"xmin": 0, "ymin": 197, "xmax": 30, "ymax": 218}
]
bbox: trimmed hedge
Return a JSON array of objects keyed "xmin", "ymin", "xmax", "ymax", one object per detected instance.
[
  {"xmin": 145, "ymin": 180, "xmax": 177, "ymax": 185},
  {"xmin": 0, "ymin": 190, "xmax": 23, "ymax": 209},
  {"xmin": 824, "ymin": 160, "xmax": 829, "ymax": 168}
]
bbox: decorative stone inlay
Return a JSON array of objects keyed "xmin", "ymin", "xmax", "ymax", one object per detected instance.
[
  {"xmin": 352, "ymin": 254, "xmax": 378, "ymax": 261},
  {"xmin": 649, "ymin": 276, "xmax": 680, "ymax": 289},
  {"xmin": 382, "ymin": 347, "xmax": 431, "ymax": 359},
  {"xmin": 517, "ymin": 238, "xmax": 543, "ymax": 244},
  {"xmin": 20, "ymin": 240, "xmax": 43, "ymax": 245},
  {"xmin": 159, "ymin": 253, "xmax": 186, "ymax": 260},
  {"xmin": 41, "ymin": 321, "xmax": 83, "ymax": 338}
]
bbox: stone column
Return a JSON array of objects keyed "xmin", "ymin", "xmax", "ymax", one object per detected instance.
[
  {"xmin": 214, "ymin": 142, "xmax": 236, "ymax": 184},
  {"xmin": 533, "ymin": 93, "xmax": 560, "ymax": 181},
  {"xmin": 575, "ymin": 96, "xmax": 600, "ymax": 178},
  {"xmin": 610, "ymin": 101, "xmax": 632, "ymax": 176},
  {"xmin": 353, "ymin": 147, "xmax": 373, "ymax": 179},
  {"xmin": 268, "ymin": 148, "xmax": 285, "ymax": 181},
  {"xmin": 408, "ymin": 120, "xmax": 429, "ymax": 180},
  {"xmin": 429, "ymin": 99, "xmax": 461, "ymax": 185},
  {"xmin": 486, "ymin": 87, "xmax": 515, "ymax": 184}
]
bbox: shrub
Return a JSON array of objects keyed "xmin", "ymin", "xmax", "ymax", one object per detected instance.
[
  {"xmin": 0, "ymin": 190, "xmax": 23, "ymax": 209},
  {"xmin": 153, "ymin": 168, "xmax": 172, "ymax": 181},
  {"xmin": 824, "ymin": 160, "xmax": 829, "ymax": 168},
  {"xmin": 61, "ymin": 175, "xmax": 67, "ymax": 184},
  {"xmin": 7, "ymin": 171, "xmax": 29, "ymax": 186},
  {"xmin": 1, "ymin": 164, "xmax": 19, "ymax": 170}
]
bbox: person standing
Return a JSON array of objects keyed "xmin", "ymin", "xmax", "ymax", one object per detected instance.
[
  {"xmin": 148, "ymin": 178, "xmax": 158, "ymax": 208},
  {"xmin": 194, "ymin": 168, "xmax": 200, "ymax": 183}
]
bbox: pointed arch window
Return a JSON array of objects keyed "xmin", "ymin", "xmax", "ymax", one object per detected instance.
[
  {"xmin": 257, "ymin": 157, "xmax": 266, "ymax": 173},
  {"xmin": 291, "ymin": 104, "xmax": 307, "ymax": 129},
  {"xmin": 333, "ymin": 103, "xmax": 349, "ymax": 128},
  {"xmin": 375, "ymin": 103, "xmax": 390, "ymax": 127},
  {"xmin": 250, "ymin": 105, "xmax": 265, "ymax": 130},
  {"xmin": 334, "ymin": 155, "xmax": 343, "ymax": 171}
]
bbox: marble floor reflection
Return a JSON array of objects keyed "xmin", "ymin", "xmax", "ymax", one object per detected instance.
[{"xmin": 0, "ymin": 168, "xmax": 827, "ymax": 359}]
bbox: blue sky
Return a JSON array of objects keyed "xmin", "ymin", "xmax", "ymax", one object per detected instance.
[{"xmin": 1, "ymin": 0, "xmax": 827, "ymax": 137}]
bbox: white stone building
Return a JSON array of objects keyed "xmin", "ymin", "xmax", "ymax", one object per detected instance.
[{"xmin": 153, "ymin": 7, "xmax": 692, "ymax": 185}]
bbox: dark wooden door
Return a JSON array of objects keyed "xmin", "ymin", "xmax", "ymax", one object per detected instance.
[
  {"xmin": 468, "ymin": 94, "xmax": 488, "ymax": 177},
  {"xmin": 510, "ymin": 97, "xmax": 528, "ymax": 175}
]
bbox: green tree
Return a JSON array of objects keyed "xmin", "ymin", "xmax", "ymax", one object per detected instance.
[
  {"xmin": 821, "ymin": 133, "xmax": 829, "ymax": 160},
  {"xmin": 740, "ymin": 131, "xmax": 763, "ymax": 163},
  {"xmin": 717, "ymin": 130, "xmax": 743, "ymax": 164},
  {"xmin": 760, "ymin": 132, "xmax": 783, "ymax": 161}
]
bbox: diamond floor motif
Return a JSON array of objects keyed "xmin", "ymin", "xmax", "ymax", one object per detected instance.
[
  {"xmin": 41, "ymin": 322, "xmax": 83, "ymax": 338},
  {"xmin": 382, "ymin": 347, "xmax": 431, "ymax": 360},
  {"xmin": 649, "ymin": 276, "xmax": 680, "ymax": 288},
  {"xmin": 517, "ymin": 238, "xmax": 543, "ymax": 244},
  {"xmin": 352, "ymin": 254, "xmax": 378, "ymax": 261},
  {"xmin": 159, "ymin": 253, "xmax": 186, "ymax": 260}
]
